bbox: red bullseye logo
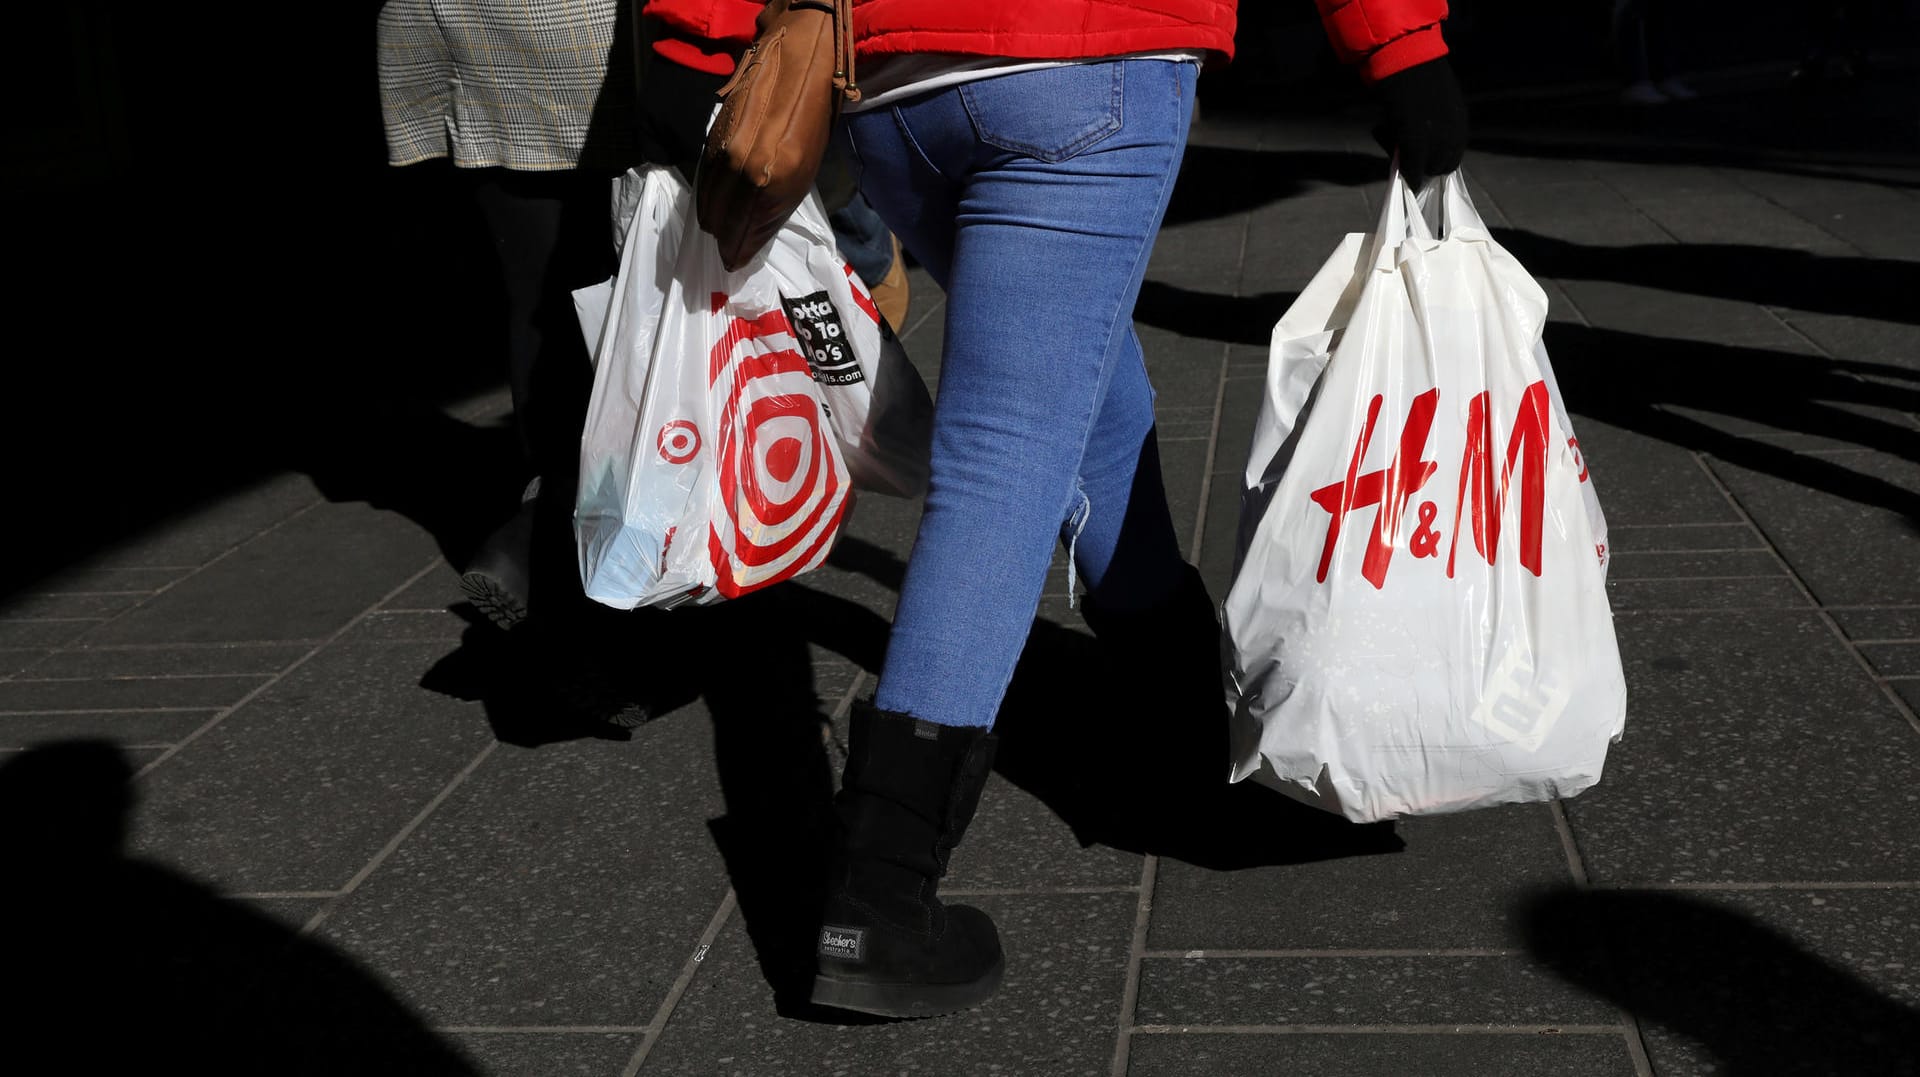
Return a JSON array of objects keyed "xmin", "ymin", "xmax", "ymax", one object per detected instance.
[
  {"xmin": 657, "ymin": 420, "xmax": 701, "ymax": 464},
  {"xmin": 704, "ymin": 307, "xmax": 849, "ymax": 599}
]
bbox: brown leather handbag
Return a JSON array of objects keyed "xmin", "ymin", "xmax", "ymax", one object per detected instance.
[{"xmin": 695, "ymin": 0, "xmax": 861, "ymax": 271}]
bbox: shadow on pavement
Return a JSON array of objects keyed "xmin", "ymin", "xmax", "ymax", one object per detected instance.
[
  {"xmin": 1164, "ymin": 146, "xmax": 1381, "ymax": 227},
  {"xmin": 0, "ymin": 741, "xmax": 477, "ymax": 1075},
  {"xmin": 993, "ymin": 618, "xmax": 1406, "ymax": 871},
  {"xmin": 1518, "ymin": 887, "xmax": 1920, "ymax": 1076},
  {"xmin": 1494, "ymin": 230, "xmax": 1920, "ymax": 327},
  {"xmin": 1132, "ymin": 283, "xmax": 1920, "ymax": 524}
]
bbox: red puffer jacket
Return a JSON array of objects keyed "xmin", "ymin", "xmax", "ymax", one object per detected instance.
[{"xmin": 643, "ymin": 0, "xmax": 1445, "ymax": 83}]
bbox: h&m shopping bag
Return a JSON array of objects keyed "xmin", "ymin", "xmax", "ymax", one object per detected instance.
[
  {"xmin": 1224, "ymin": 171, "xmax": 1626, "ymax": 824},
  {"xmin": 573, "ymin": 166, "xmax": 933, "ymax": 609}
]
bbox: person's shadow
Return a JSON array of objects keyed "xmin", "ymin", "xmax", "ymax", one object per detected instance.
[
  {"xmin": 1518, "ymin": 887, "xmax": 1920, "ymax": 1075},
  {"xmin": 0, "ymin": 741, "xmax": 477, "ymax": 1075}
]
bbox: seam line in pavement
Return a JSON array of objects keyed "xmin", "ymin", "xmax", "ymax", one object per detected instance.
[
  {"xmin": 300, "ymin": 736, "xmax": 501, "ymax": 937},
  {"xmin": 1691, "ymin": 453, "xmax": 1920, "ymax": 738},
  {"xmin": 441, "ymin": 1026, "xmax": 648, "ymax": 1034},
  {"xmin": 1611, "ymin": 606, "xmax": 1813, "ymax": 615},
  {"xmin": 1607, "ymin": 574, "xmax": 1786, "ymax": 583},
  {"xmin": 4, "ymin": 498, "xmax": 328, "ymax": 684},
  {"xmin": 1142, "ymin": 949, "xmax": 1521, "ymax": 959},
  {"xmin": 1592, "ymin": 880, "xmax": 1920, "ymax": 891},
  {"xmin": 944, "ymin": 886, "xmax": 1141, "ymax": 897},
  {"xmin": 1552, "ymin": 799, "xmax": 1655, "ymax": 1075},
  {"xmin": 1610, "ymin": 547, "xmax": 1774, "ymax": 555},
  {"xmin": 1113, "ymin": 218, "xmax": 1242, "ymax": 1074},
  {"xmin": 132, "ymin": 557, "xmax": 447, "ymax": 781},
  {"xmin": 6, "ymin": 673, "xmax": 276, "ymax": 684},
  {"xmin": 621, "ymin": 889, "xmax": 739, "ymax": 1076},
  {"xmin": 229, "ymin": 890, "xmax": 341, "ymax": 900},
  {"xmin": 0, "ymin": 706, "xmax": 221, "ymax": 716},
  {"xmin": 1129, "ymin": 1023, "xmax": 1626, "ymax": 1035},
  {"xmin": 622, "ymin": 671, "xmax": 870, "ymax": 1074}
]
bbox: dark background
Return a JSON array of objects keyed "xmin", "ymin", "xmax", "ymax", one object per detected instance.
[{"xmin": 3, "ymin": 2, "xmax": 1916, "ymax": 600}]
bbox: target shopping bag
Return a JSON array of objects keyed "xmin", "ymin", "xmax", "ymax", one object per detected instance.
[
  {"xmin": 1223, "ymin": 171, "xmax": 1626, "ymax": 824},
  {"xmin": 573, "ymin": 166, "xmax": 933, "ymax": 609}
]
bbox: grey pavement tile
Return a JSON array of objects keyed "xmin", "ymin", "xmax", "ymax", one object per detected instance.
[
  {"xmin": 0, "ymin": 708, "xmax": 216, "ymax": 750},
  {"xmin": 1160, "ymin": 438, "xmax": 1212, "ymax": 556},
  {"xmin": 1125, "ymin": 1031, "xmax": 1638, "ymax": 1076},
  {"xmin": 1861, "ymin": 642, "xmax": 1920, "ymax": 678},
  {"xmin": 1563, "ymin": 611, "xmax": 1920, "ymax": 883},
  {"xmin": 1604, "ymin": 576, "xmax": 1808, "ymax": 611},
  {"xmin": 384, "ymin": 562, "xmax": 468, "ymax": 612},
  {"xmin": 1467, "ymin": 154, "xmax": 1604, "ymax": 191},
  {"xmin": 1554, "ymin": 422, "xmax": 1741, "ymax": 527},
  {"xmin": 1135, "ymin": 955, "xmax": 1616, "ymax": 1027},
  {"xmin": 127, "ymin": 640, "xmax": 498, "ymax": 892},
  {"xmin": 82, "ymin": 500, "xmax": 443, "ymax": 645},
  {"xmin": 1630, "ymin": 191, "xmax": 1858, "ymax": 254},
  {"xmin": 27, "ymin": 642, "xmax": 312, "ymax": 678},
  {"xmin": 0, "ymin": 649, "xmax": 49, "ymax": 677},
  {"xmin": 1830, "ymin": 606, "xmax": 1920, "ymax": 642},
  {"xmin": 0, "ymin": 619, "xmax": 103, "ymax": 648},
  {"xmin": 1604, "ymin": 550, "xmax": 1782, "ymax": 581},
  {"xmin": 1211, "ymin": 375, "xmax": 1264, "ymax": 476},
  {"xmin": 1660, "ymin": 398, "xmax": 1920, "ymax": 455},
  {"xmin": 1196, "ymin": 472, "xmax": 1244, "ymax": 601},
  {"xmin": 945, "ymin": 772, "xmax": 1144, "ymax": 892},
  {"xmin": 346, "ymin": 609, "xmax": 478, "ymax": 644},
  {"xmin": 0, "ymin": 673, "xmax": 269, "ymax": 712},
  {"xmin": 1557, "ymin": 280, "xmax": 1817, "ymax": 352},
  {"xmin": 91, "ymin": 472, "xmax": 324, "ymax": 570},
  {"xmin": 1706, "ymin": 453, "xmax": 1920, "ymax": 606},
  {"xmin": 33, "ymin": 565, "xmax": 193, "ymax": 593},
  {"xmin": 0, "ymin": 591, "xmax": 153, "ymax": 619},
  {"xmin": 1721, "ymin": 168, "xmax": 1914, "ymax": 224},
  {"xmin": 1476, "ymin": 182, "xmax": 1664, "ymax": 249},
  {"xmin": 1148, "ymin": 215, "xmax": 1251, "ymax": 287},
  {"xmin": 1148, "ymin": 802, "xmax": 1571, "ymax": 951},
  {"xmin": 640, "ymin": 892, "xmax": 1135, "ymax": 1077},
  {"xmin": 1779, "ymin": 312, "xmax": 1920, "ymax": 373},
  {"xmin": 1225, "ymin": 342, "xmax": 1265, "ymax": 377},
  {"xmin": 1606, "ymin": 524, "xmax": 1760, "ymax": 553},
  {"xmin": 1519, "ymin": 886, "xmax": 1920, "ymax": 1077},
  {"xmin": 235, "ymin": 896, "xmax": 329, "ymax": 930},
  {"xmin": 1241, "ymin": 197, "xmax": 1372, "ymax": 291},
  {"xmin": 1895, "ymin": 679, "xmax": 1920, "ymax": 714},
  {"xmin": 312, "ymin": 719, "xmax": 731, "ymax": 1027},
  {"xmin": 447, "ymin": 1033, "xmax": 641, "ymax": 1077},
  {"xmin": 1536, "ymin": 277, "xmax": 1583, "ymax": 325}
]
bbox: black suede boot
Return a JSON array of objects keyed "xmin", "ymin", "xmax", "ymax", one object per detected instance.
[{"xmin": 810, "ymin": 703, "xmax": 1004, "ymax": 1018}]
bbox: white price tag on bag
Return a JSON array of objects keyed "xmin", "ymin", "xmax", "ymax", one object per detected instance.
[{"xmin": 1224, "ymin": 171, "xmax": 1626, "ymax": 823}]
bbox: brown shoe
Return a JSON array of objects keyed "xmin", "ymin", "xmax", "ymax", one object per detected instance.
[{"xmin": 870, "ymin": 234, "xmax": 911, "ymax": 331}]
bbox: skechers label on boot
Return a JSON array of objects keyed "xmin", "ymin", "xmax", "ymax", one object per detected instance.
[{"xmin": 811, "ymin": 704, "xmax": 1004, "ymax": 1018}]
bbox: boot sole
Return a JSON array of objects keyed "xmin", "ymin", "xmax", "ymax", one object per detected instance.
[
  {"xmin": 460, "ymin": 571, "xmax": 529, "ymax": 632},
  {"xmin": 809, "ymin": 955, "xmax": 1005, "ymax": 1019}
]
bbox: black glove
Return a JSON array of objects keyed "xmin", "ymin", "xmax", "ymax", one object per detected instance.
[{"xmin": 1373, "ymin": 56, "xmax": 1468, "ymax": 188}]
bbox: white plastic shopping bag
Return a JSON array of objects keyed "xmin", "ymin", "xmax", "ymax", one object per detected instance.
[
  {"xmin": 572, "ymin": 166, "xmax": 933, "ymax": 609},
  {"xmin": 1224, "ymin": 170, "xmax": 1626, "ymax": 823}
]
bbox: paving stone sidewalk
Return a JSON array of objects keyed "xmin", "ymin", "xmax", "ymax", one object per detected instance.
[{"xmin": 3, "ymin": 67, "xmax": 1918, "ymax": 1076}]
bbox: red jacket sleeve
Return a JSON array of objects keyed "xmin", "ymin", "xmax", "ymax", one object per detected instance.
[
  {"xmin": 1313, "ymin": 0, "xmax": 1449, "ymax": 82},
  {"xmin": 642, "ymin": 0, "xmax": 763, "ymax": 75}
]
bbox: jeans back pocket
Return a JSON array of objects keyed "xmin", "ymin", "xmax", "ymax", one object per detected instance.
[{"xmin": 958, "ymin": 63, "xmax": 1124, "ymax": 164}]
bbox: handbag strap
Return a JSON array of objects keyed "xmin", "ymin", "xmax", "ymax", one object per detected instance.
[{"xmin": 784, "ymin": 0, "xmax": 860, "ymax": 104}]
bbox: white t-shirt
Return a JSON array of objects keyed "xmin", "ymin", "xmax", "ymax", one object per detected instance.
[{"xmin": 845, "ymin": 50, "xmax": 1205, "ymax": 113}]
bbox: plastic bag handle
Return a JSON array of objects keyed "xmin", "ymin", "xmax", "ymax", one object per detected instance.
[{"xmin": 1368, "ymin": 162, "xmax": 1434, "ymax": 271}]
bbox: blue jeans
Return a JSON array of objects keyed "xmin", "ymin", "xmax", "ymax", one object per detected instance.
[{"xmin": 840, "ymin": 59, "xmax": 1199, "ymax": 729}]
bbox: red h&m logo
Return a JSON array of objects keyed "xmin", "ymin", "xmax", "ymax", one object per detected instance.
[{"xmin": 1309, "ymin": 381, "xmax": 1552, "ymax": 590}]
